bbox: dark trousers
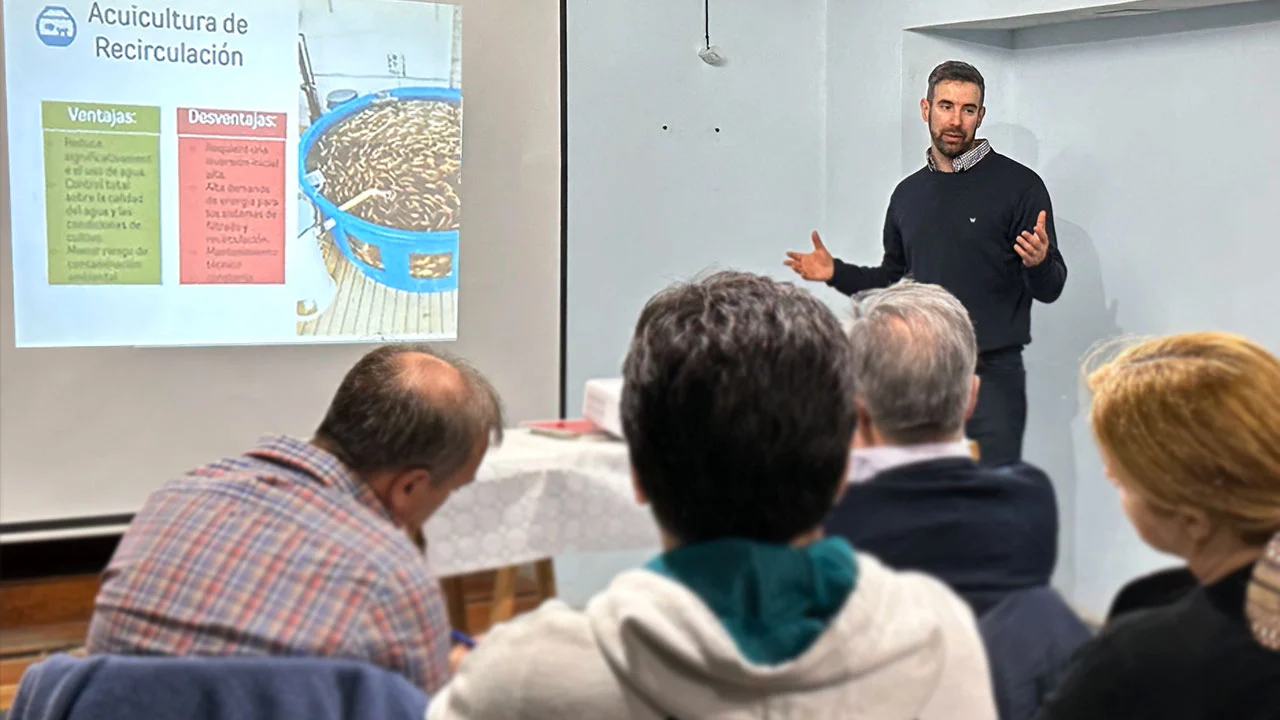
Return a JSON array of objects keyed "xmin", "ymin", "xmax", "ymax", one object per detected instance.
[
  {"xmin": 966, "ymin": 347, "xmax": 1026, "ymax": 466},
  {"xmin": 979, "ymin": 587, "xmax": 1092, "ymax": 720}
]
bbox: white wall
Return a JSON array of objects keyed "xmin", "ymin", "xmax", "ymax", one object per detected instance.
[
  {"xmin": 1012, "ymin": 0, "xmax": 1280, "ymax": 614},
  {"xmin": 564, "ymin": 0, "xmax": 829, "ymax": 415},
  {"xmin": 824, "ymin": 3, "xmax": 903, "ymax": 272}
]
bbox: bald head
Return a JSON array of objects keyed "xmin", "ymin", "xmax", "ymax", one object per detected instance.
[
  {"xmin": 393, "ymin": 351, "xmax": 468, "ymax": 398},
  {"xmin": 316, "ymin": 344, "xmax": 504, "ymax": 480}
]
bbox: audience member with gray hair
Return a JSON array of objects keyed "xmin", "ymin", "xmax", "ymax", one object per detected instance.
[
  {"xmin": 824, "ymin": 279, "xmax": 1059, "ymax": 617},
  {"xmin": 846, "ymin": 278, "xmax": 980, "ymax": 445}
]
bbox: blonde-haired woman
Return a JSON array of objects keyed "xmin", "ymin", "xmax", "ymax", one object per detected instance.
[{"xmin": 1036, "ymin": 332, "xmax": 1280, "ymax": 720}]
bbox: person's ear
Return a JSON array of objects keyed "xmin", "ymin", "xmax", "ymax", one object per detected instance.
[
  {"xmin": 852, "ymin": 398, "xmax": 875, "ymax": 447},
  {"xmin": 631, "ymin": 467, "xmax": 648, "ymax": 506},
  {"xmin": 919, "ymin": 97, "xmax": 930, "ymax": 124},
  {"xmin": 965, "ymin": 375, "xmax": 981, "ymax": 421},
  {"xmin": 388, "ymin": 468, "xmax": 433, "ymax": 521},
  {"xmin": 976, "ymin": 105, "xmax": 986, "ymax": 128},
  {"xmin": 1175, "ymin": 505, "xmax": 1216, "ymax": 550}
]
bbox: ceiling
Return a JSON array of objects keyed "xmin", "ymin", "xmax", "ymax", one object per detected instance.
[{"xmin": 911, "ymin": 0, "xmax": 1272, "ymax": 31}]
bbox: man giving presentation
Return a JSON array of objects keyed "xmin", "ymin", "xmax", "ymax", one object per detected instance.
[{"xmin": 786, "ymin": 61, "xmax": 1067, "ymax": 465}]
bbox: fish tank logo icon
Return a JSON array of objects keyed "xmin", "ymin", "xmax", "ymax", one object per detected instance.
[{"xmin": 37, "ymin": 6, "xmax": 77, "ymax": 47}]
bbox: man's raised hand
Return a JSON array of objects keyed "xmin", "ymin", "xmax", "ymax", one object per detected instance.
[{"xmin": 1015, "ymin": 211, "xmax": 1050, "ymax": 268}]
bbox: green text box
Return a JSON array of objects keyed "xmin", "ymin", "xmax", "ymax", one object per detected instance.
[{"xmin": 43, "ymin": 129, "xmax": 162, "ymax": 285}]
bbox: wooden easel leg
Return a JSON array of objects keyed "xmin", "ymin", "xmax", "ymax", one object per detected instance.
[
  {"xmin": 488, "ymin": 567, "xmax": 519, "ymax": 626},
  {"xmin": 534, "ymin": 558, "xmax": 557, "ymax": 603},
  {"xmin": 439, "ymin": 575, "xmax": 468, "ymax": 631}
]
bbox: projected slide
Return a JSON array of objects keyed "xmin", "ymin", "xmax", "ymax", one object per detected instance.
[{"xmin": 4, "ymin": 0, "xmax": 462, "ymax": 346}]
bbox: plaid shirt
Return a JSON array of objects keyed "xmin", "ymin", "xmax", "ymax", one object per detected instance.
[
  {"xmin": 87, "ymin": 436, "xmax": 452, "ymax": 693},
  {"xmin": 927, "ymin": 138, "xmax": 992, "ymax": 172}
]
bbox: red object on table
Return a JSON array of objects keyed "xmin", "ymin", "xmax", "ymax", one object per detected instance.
[{"xmin": 520, "ymin": 418, "xmax": 603, "ymax": 438}]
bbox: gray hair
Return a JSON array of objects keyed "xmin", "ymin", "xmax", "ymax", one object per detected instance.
[{"xmin": 847, "ymin": 279, "xmax": 977, "ymax": 444}]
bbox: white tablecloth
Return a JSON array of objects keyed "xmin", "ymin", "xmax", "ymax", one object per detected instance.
[{"xmin": 426, "ymin": 430, "xmax": 660, "ymax": 577}]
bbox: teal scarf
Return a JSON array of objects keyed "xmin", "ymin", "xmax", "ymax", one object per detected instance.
[{"xmin": 646, "ymin": 536, "xmax": 858, "ymax": 664}]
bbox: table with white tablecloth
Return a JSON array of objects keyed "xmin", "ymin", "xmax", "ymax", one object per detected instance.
[{"xmin": 424, "ymin": 429, "xmax": 659, "ymax": 625}]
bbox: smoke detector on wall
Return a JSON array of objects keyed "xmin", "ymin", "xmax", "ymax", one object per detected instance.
[
  {"xmin": 699, "ymin": 45, "xmax": 726, "ymax": 66},
  {"xmin": 698, "ymin": 0, "xmax": 725, "ymax": 66}
]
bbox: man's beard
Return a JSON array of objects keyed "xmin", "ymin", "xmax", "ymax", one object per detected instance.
[{"xmin": 931, "ymin": 124, "xmax": 974, "ymax": 159}]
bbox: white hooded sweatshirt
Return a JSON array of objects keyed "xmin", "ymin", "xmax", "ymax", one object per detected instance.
[{"xmin": 427, "ymin": 541, "xmax": 996, "ymax": 720}]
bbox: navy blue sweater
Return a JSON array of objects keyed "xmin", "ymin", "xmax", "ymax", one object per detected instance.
[
  {"xmin": 828, "ymin": 152, "xmax": 1067, "ymax": 353},
  {"xmin": 823, "ymin": 457, "xmax": 1058, "ymax": 616}
]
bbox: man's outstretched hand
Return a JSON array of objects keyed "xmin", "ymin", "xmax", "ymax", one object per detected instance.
[{"xmin": 785, "ymin": 231, "xmax": 835, "ymax": 282}]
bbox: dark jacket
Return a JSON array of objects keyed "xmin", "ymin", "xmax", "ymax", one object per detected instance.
[
  {"xmin": 980, "ymin": 587, "xmax": 1091, "ymax": 720},
  {"xmin": 1035, "ymin": 563, "xmax": 1280, "ymax": 720},
  {"xmin": 824, "ymin": 457, "xmax": 1058, "ymax": 616}
]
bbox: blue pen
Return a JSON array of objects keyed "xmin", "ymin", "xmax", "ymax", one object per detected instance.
[{"xmin": 451, "ymin": 629, "xmax": 476, "ymax": 648}]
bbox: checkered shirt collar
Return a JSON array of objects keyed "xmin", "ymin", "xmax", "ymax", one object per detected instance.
[
  {"xmin": 245, "ymin": 435, "xmax": 395, "ymax": 524},
  {"xmin": 927, "ymin": 138, "xmax": 992, "ymax": 172}
]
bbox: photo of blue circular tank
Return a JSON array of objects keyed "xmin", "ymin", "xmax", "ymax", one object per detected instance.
[
  {"xmin": 300, "ymin": 86, "xmax": 462, "ymax": 295},
  {"xmin": 294, "ymin": 0, "xmax": 462, "ymax": 340}
]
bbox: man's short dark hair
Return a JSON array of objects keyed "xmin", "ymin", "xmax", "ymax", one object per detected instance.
[
  {"xmin": 316, "ymin": 344, "xmax": 504, "ymax": 481},
  {"xmin": 928, "ymin": 60, "xmax": 985, "ymax": 106},
  {"xmin": 620, "ymin": 271, "xmax": 856, "ymax": 544}
]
